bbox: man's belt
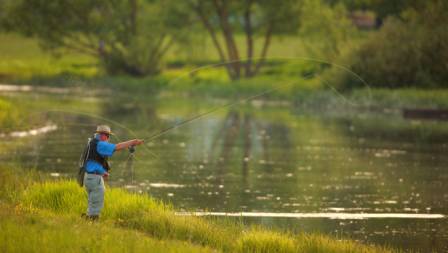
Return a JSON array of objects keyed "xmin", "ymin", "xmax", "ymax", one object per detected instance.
[{"xmin": 87, "ymin": 172, "xmax": 102, "ymax": 175}]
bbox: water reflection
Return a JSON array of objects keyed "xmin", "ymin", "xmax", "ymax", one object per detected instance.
[{"xmin": 1, "ymin": 93, "xmax": 448, "ymax": 252}]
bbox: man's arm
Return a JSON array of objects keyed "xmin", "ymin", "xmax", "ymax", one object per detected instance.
[{"xmin": 115, "ymin": 139, "xmax": 144, "ymax": 151}]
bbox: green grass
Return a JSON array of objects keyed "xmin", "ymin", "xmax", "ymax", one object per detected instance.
[
  {"xmin": 0, "ymin": 32, "xmax": 326, "ymax": 98},
  {"xmin": 349, "ymin": 88, "xmax": 448, "ymax": 109},
  {"xmin": 0, "ymin": 204, "xmax": 214, "ymax": 253},
  {"xmin": 0, "ymin": 166, "xmax": 397, "ymax": 253},
  {"xmin": 0, "ymin": 33, "xmax": 98, "ymax": 79},
  {"xmin": 0, "ymin": 91, "xmax": 103, "ymax": 133},
  {"xmin": 0, "ymin": 98, "xmax": 23, "ymax": 130},
  {"xmin": 2, "ymin": 31, "xmax": 448, "ymax": 126}
]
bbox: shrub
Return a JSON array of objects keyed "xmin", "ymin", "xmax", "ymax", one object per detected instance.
[{"xmin": 343, "ymin": 1, "xmax": 448, "ymax": 89}]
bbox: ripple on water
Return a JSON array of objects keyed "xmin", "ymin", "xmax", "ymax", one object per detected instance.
[
  {"xmin": 149, "ymin": 183, "xmax": 185, "ymax": 188},
  {"xmin": 176, "ymin": 211, "xmax": 446, "ymax": 220}
]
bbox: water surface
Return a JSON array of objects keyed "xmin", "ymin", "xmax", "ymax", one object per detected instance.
[{"xmin": 1, "ymin": 91, "xmax": 447, "ymax": 252}]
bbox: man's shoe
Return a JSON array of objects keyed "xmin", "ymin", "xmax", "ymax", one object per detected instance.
[{"xmin": 87, "ymin": 215, "xmax": 99, "ymax": 221}]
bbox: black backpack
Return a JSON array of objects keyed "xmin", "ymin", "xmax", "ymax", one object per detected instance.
[{"xmin": 77, "ymin": 138, "xmax": 92, "ymax": 187}]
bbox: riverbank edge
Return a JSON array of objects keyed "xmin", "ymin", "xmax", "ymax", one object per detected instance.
[
  {"xmin": 3, "ymin": 81, "xmax": 448, "ymax": 137},
  {"xmin": 4, "ymin": 78, "xmax": 448, "ymax": 110},
  {"xmin": 0, "ymin": 166, "xmax": 397, "ymax": 253}
]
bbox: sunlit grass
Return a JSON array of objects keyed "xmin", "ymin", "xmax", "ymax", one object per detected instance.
[
  {"xmin": 351, "ymin": 88, "xmax": 448, "ymax": 108},
  {"xmin": 21, "ymin": 181, "xmax": 236, "ymax": 251},
  {"xmin": 0, "ymin": 98, "xmax": 22, "ymax": 130},
  {"xmin": 0, "ymin": 92, "xmax": 102, "ymax": 133},
  {"xmin": 0, "ymin": 33, "xmax": 98, "ymax": 80},
  {"xmin": 0, "ymin": 203, "xmax": 214, "ymax": 253},
  {"xmin": 237, "ymin": 229, "xmax": 297, "ymax": 253},
  {"xmin": 0, "ymin": 166, "xmax": 398, "ymax": 253}
]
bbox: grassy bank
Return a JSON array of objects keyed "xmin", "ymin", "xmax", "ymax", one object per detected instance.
[
  {"xmin": 0, "ymin": 204, "xmax": 213, "ymax": 253},
  {"xmin": 0, "ymin": 166, "xmax": 396, "ymax": 253},
  {"xmin": 2, "ymin": 32, "xmax": 448, "ymax": 120},
  {"xmin": 0, "ymin": 91, "xmax": 103, "ymax": 133},
  {"xmin": 0, "ymin": 98, "xmax": 24, "ymax": 130}
]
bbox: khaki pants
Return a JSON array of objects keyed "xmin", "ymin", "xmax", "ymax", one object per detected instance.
[{"xmin": 84, "ymin": 173, "xmax": 105, "ymax": 216}]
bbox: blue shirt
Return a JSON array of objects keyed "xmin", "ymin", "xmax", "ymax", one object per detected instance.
[{"xmin": 85, "ymin": 136, "xmax": 116, "ymax": 175}]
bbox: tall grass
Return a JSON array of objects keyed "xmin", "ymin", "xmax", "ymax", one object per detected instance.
[
  {"xmin": 21, "ymin": 181, "xmax": 236, "ymax": 251},
  {"xmin": 0, "ymin": 203, "xmax": 214, "ymax": 253},
  {"xmin": 350, "ymin": 88, "xmax": 448, "ymax": 109},
  {"xmin": 7, "ymin": 173, "xmax": 396, "ymax": 253},
  {"xmin": 0, "ymin": 98, "xmax": 22, "ymax": 130},
  {"xmin": 237, "ymin": 229, "xmax": 297, "ymax": 253}
]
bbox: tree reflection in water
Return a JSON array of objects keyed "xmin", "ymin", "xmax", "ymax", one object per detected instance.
[{"xmin": 209, "ymin": 110, "xmax": 293, "ymax": 185}]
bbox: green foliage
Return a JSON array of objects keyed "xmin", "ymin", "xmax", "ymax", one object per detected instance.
[
  {"xmin": 189, "ymin": 0, "xmax": 302, "ymax": 79},
  {"xmin": 349, "ymin": 88, "xmax": 448, "ymax": 109},
  {"xmin": 5, "ymin": 0, "xmax": 193, "ymax": 76},
  {"xmin": 324, "ymin": 0, "xmax": 426, "ymax": 19},
  {"xmin": 299, "ymin": 0, "xmax": 357, "ymax": 61},
  {"xmin": 0, "ymin": 99, "xmax": 21, "ymax": 129},
  {"xmin": 342, "ymin": 0, "xmax": 448, "ymax": 89}
]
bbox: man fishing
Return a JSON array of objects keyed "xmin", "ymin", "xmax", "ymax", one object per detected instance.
[{"xmin": 82, "ymin": 125, "xmax": 144, "ymax": 221}]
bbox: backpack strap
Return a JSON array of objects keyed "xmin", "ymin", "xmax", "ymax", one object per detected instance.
[
  {"xmin": 77, "ymin": 138, "xmax": 92, "ymax": 187},
  {"xmin": 79, "ymin": 138, "xmax": 92, "ymax": 168}
]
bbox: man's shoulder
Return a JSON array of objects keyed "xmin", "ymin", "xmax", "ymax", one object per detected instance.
[
  {"xmin": 96, "ymin": 141, "xmax": 116, "ymax": 156},
  {"xmin": 98, "ymin": 141, "xmax": 115, "ymax": 146}
]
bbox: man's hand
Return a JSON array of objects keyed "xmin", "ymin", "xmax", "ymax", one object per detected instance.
[
  {"xmin": 102, "ymin": 172, "xmax": 109, "ymax": 180},
  {"xmin": 133, "ymin": 139, "xmax": 144, "ymax": 146},
  {"xmin": 116, "ymin": 139, "xmax": 144, "ymax": 151}
]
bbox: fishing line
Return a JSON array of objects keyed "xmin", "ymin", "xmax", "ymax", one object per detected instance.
[
  {"xmin": 42, "ymin": 109, "xmax": 167, "ymax": 175},
  {"xmin": 141, "ymin": 56, "xmax": 372, "ymax": 142},
  {"xmin": 43, "ymin": 109, "xmax": 159, "ymax": 159},
  {"xmin": 11, "ymin": 55, "xmax": 372, "ymax": 174},
  {"xmin": 142, "ymin": 81, "xmax": 298, "ymax": 141},
  {"xmin": 165, "ymin": 56, "xmax": 372, "ymax": 104}
]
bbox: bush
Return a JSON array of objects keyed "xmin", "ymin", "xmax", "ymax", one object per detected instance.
[{"xmin": 343, "ymin": 1, "xmax": 448, "ymax": 89}]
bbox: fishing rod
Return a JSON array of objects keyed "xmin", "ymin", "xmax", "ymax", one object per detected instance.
[
  {"xmin": 166, "ymin": 56, "xmax": 372, "ymax": 103},
  {"xmin": 139, "ymin": 56, "xmax": 373, "ymax": 143},
  {"xmin": 141, "ymin": 80, "xmax": 298, "ymax": 142},
  {"xmin": 40, "ymin": 56, "xmax": 372, "ymax": 163},
  {"xmin": 43, "ymin": 109, "xmax": 159, "ymax": 159}
]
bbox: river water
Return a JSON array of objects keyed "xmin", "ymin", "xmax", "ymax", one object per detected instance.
[{"xmin": 1, "ymin": 90, "xmax": 447, "ymax": 252}]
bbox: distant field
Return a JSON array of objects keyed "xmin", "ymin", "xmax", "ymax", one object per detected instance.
[
  {"xmin": 0, "ymin": 33, "xmax": 98, "ymax": 79},
  {"xmin": 0, "ymin": 32, "xmax": 320, "ymax": 81},
  {"xmin": 166, "ymin": 34, "xmax": 311, "ymax": 63}
]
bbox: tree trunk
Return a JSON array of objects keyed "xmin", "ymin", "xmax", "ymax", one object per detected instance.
[
  {"xmin": 213, "ymin": 0, "xmax": 241, "ymax": 79},
  {"xmin": 146, "ymin": 34, "xmax": 166, "ymax": 68},
  {"xmin": 243, "ymin": 0, "xmax": 254, "ymax": 77},
  {"xmin": 155, "ymin": 37, "xmax": 175, "ymax": 63},
  {"xmin": 253, "ymin": 23, "xmax": 273, "ymax": 76},
  {"xmin": 193, "ymin": 2, "xmax": 236, "ymax": 79},
  {"xmin": 129, "ymin": 0, "xmax": 137, "ymax": 35}
]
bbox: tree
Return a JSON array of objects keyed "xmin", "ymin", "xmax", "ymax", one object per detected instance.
[
  {"xmin": 189, "ymin": 0, "xmax": 301, "ymax": 80},
  {"xmin": 324, "ymin": 0, "xmax": 426, "ymax": 19},
  {"xmin": 6, "ymin": 0, "xmax": 192, "ymax": 76},
  {"xmin": 299, "ymin": 0, "xmax": 355, "ymax": 61},
  {"xmin": 343, "ymin": 0, "xmax": 448, "ymax": 88}
]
